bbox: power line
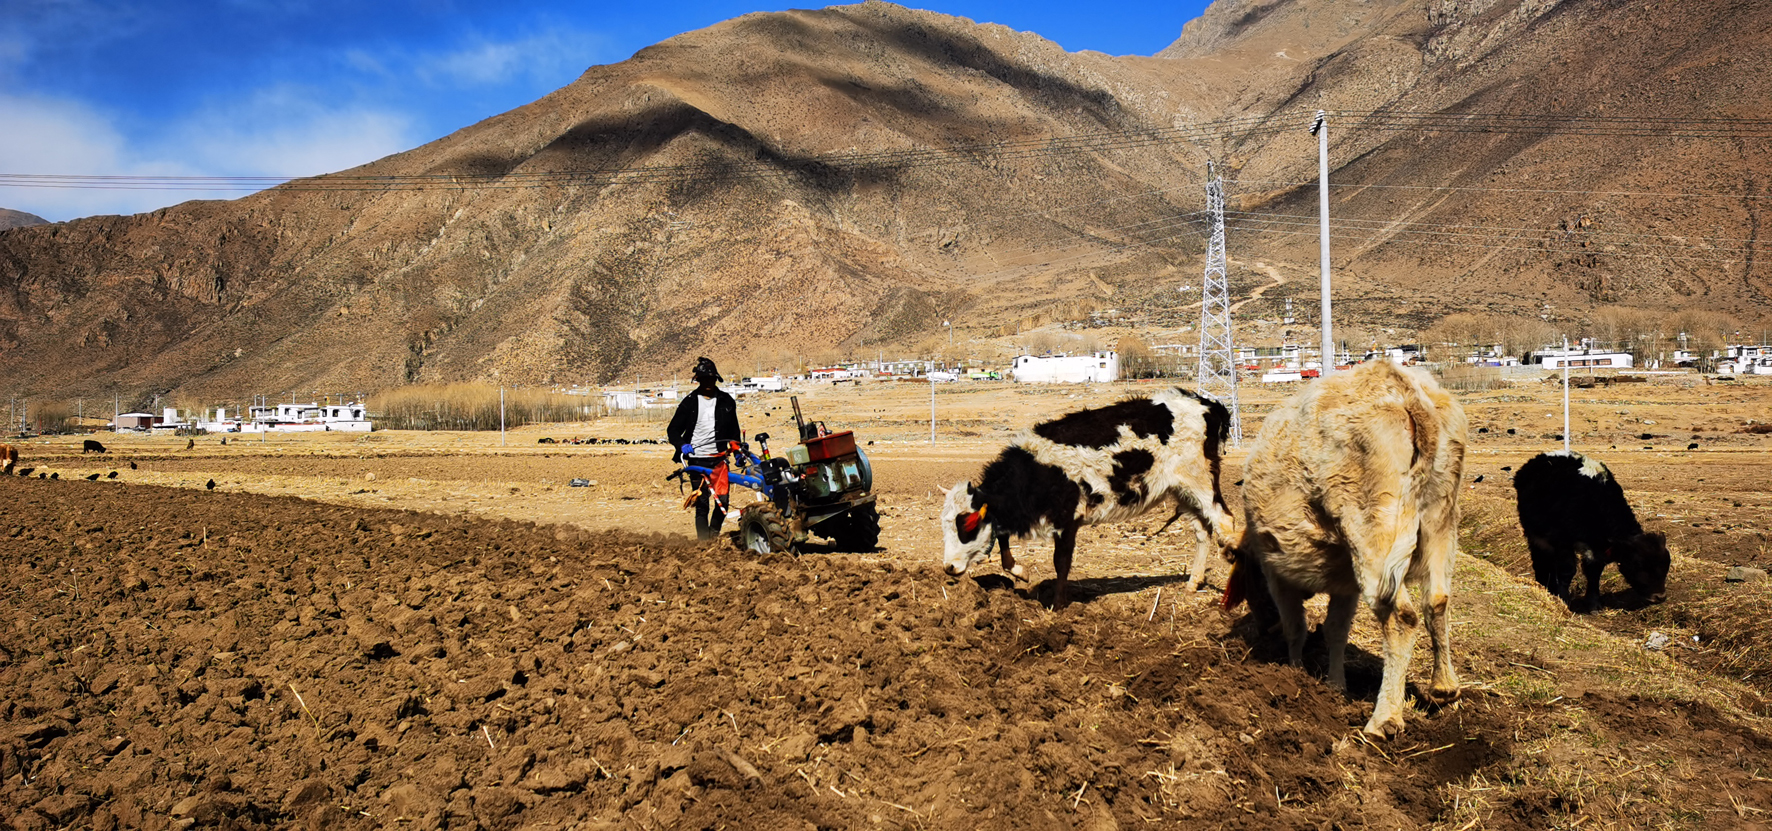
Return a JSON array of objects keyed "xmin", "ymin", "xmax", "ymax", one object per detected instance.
[
  {"xmin": 951, "ymin": 210, "xmax": 1210, "ymax": 266},
  {"xmin": 6, "ymin": 111, "xmax": 1772, "ymax": 193},
  {"xmin": 1219, "ymin": 214, "xmax": 1761, "ymax": 265},
  {"xmin": 1224, "ymin": 210, "xmax": 1771, "ymax": 246},
  {"xmin": 920, "ymin": 182, "xmax": 1208, "ymax": 236},
  {"xmin": 1227, "ymin": 178, "xmax": 1772, "ymax": 201}
]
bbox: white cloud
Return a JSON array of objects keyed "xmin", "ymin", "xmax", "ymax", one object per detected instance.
[
  {"xmin": 416, "ymin": 29, "xmax": 607, "ymax": 88},
  {"xmin": 0, "ymin": 18, "xmax": 616, "ymax": 222},
  {"xmin": 0, "ymin": 93, "xmax": 200, "ymax": 220},
  {"xmin": 166, "ymin": 84, "xmax": 416, "ymax": 177},
  {"xmin": 0, "ymin": 88, "xmax": 418, "ymax": 222}
]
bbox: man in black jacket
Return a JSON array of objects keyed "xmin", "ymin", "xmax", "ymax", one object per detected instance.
[{"xmin": 667, "ymin": 357, "xmax": 741, "ymax": 540}]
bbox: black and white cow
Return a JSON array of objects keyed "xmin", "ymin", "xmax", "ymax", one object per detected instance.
[
  {"xmin": 939, "ymin": 388, "xmax": 1236, "ymax": 609},
  {"xmin": 1513, "ymin": 450, "xmax": 1669, "ymax": 612}
]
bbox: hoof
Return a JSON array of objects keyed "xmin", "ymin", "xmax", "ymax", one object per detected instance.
[
  {"xmin": 1426, "ymin": 682, "xmax": 1462, "ymax": 706},
  {"xmin": 1361, "ymin": 714, "xmax": 1405, "ymax": 741},
  {"xmin": 1009, "ymin": 563, "xmax": 1026, "ymax": 580}
]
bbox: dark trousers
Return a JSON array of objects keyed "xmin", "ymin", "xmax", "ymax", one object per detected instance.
[{"xmin": 687, "ymin": 456, "xmax": 729, "ymax": 540}]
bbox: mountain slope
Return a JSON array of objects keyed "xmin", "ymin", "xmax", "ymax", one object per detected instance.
[
  {"xmin": 2, "ymin": 0, "xmax": 1768, "ymax": 404},
  {"xmin": 1160, "ymin": 0, "xmax": 1772, "ymax": 333},
  {"xmin": 1, "ymin": 2, "xmax": 1219, "ymax": 401}
]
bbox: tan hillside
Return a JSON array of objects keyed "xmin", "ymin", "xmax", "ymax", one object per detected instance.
[
  {"xmin": 0, "ymin": 208, "xmax": 49, "ymax": 231},
  {"xmin": 1, "ymin": 0, "xmax": 1768, "ymax": 405}
]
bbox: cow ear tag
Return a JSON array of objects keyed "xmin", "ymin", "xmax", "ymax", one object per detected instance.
[{"xmin": 961, "ymin": 505, "xmax": 985, "ymax": 534}]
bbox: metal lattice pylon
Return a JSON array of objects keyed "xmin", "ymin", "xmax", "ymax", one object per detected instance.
[{"xmin": 1195, "ymin": 163, "xmax": 1242, "ymax": 446}]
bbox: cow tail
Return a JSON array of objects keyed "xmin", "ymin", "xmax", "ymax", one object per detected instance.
[
  {"xmin": 1377, "ymin": 377, "xmax": 1443, "ymax": 605},
  {"xmin": 1403, "ymin": 382, "xmax": 1441, "ymax": 473}
]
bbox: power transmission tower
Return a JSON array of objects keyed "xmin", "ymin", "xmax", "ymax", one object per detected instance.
[{"xmin": 1196, "ymin": 162, "xmax": 1243, "ymax": 446}]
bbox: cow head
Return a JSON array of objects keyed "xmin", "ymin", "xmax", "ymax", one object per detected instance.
[
  {"xmin": 940, "ymin": 482, "xmax": 995, "ymax": 576},
  {"xmin": 1614, "ymin": 531, "xmax": 1670, "ymax": 603}
]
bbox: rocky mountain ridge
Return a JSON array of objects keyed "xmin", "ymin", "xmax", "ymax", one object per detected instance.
[{"xmin": 1, "ymin": 0, "xmax": 1766, "ymax": 404}]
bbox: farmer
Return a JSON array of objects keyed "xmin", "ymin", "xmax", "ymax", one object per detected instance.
[{"xmin": 667, "ymin": 357, "xmax": 741, "ymax": 540}]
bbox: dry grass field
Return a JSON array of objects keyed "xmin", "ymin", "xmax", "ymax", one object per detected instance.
[{"xmin": 4, "ymin": 371, "xmax": 1770, "ymax": 829}]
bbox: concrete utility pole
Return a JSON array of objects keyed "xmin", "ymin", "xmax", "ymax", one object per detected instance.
[
  {"xmin": 1196, "ymin": 162, "xmax": 1243, "ymax": 446},
  {"xmin": 1562, "ymin": 337, "xmax": 1571, "ymax": 453},
  {"xmin": 1312, "ymin": 110, "xmax": 1334, "ymax": 373}
]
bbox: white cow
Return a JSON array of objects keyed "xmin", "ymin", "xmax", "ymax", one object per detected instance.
[{"xmin": 1226, "ymin": 360, "xmax": 1466, "ymax": 739}]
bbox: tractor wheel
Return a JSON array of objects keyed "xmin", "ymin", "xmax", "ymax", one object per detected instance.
[
  {"xmin": 827, "ymin": 503, "xmax": 880, "ymax": 552},
  {"xmin": 738, "ymin": 503, "xmax": 793, "ymax": 555}
]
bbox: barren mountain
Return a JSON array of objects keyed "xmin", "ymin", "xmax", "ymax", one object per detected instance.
[
  {"xmin": 0, "ymin": 209, "xmax": 48, "ymax": 231},
  {"xmin": 1, "ymin": 0, "xmax": 1767, "ymax": 404}
]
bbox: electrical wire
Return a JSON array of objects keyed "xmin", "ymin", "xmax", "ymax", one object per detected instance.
[
  {"xmin": 6, "ymin": 110, "xmax": 1772, "ymax": 194},
  {"xmin": 1226, "ymin": 178, "xmax": 1772, "ymax": 201}
]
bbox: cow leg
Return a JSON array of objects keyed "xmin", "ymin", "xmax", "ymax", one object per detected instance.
[
  {"xmin": 1199, "ymin": 497, "xmax": 1240, "ymax": 571},
  {"xmin": 1416, "ymin": 505, "xmax": 1462, "ymax": 704},
  {"xmin": 999, "ymin": 536, "xmax": 1025, "ymax": 581},
  {"xmin": 1365, "ymin": 589, "xmax": 1422, "ymax": 740},
  {"xmin": 1577, "ymin": 544, "xmax": 1605, "ymax": 613},
  {"xmin": 1267, "ymin": 577, "xmax": 1311, "ymax": 671},
  {"xmin": 1343, "ymin": 490, "xmax": 1421, "ymax": 739},
  {"xmin": 1185, "ymin": 521, "xmax": 1212, "ymax": 592},
  {"xmin": 1525, "ymin": 535, "xmax": 1562, "ymax": 596},
  {"xmin": 1049, "ymin": 525, "xmax": 1079, "ymax": 610},
  {"xmin": 1321, "ymin": 593, "xmax": 1359, "ymax": 693}
]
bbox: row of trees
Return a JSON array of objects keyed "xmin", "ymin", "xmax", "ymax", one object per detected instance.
[{"xmin": 366, "ymin": 384, "xmax": 598, "ymax": 431}]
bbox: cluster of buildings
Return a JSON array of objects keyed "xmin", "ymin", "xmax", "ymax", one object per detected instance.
[
  {"xmin": 112, "ymin": 402, "xmax": 373, "ymax": 433},
  {"xmin": 591, "ymin": 336, "xmax": 1772, "ymax": 416}
]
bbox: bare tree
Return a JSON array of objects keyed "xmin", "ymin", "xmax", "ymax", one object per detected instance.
[{"xmin": 1118, "ymin": 334, "xmax": 1158, "ymax": 379}]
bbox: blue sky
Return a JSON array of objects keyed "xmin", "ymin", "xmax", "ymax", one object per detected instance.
[{"xmin": 0, "ymin": 1, "xmax": 1213, "ymax": 222}]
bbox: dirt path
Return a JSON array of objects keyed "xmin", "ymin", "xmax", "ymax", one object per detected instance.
[{"xmin": 1228, "ymin": 258, "xmax": 1288, "ymax": 315}]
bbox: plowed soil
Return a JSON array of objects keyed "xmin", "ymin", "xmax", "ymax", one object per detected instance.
[{"xmin": 5, "ymin": 375, "xmax": 1772, "ymax": 829}]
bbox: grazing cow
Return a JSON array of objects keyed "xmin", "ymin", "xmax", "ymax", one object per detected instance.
[
  {"xmin": 0, "ymin": 444, "xmax": 17, "ymax": 475},
  {"xmin": 83, "ymin": 439, "xmax": 107, "ymax": 454},
  {"xmin": 940, "ymin": 388, "xmax": 1237, "ymax": 609},
  {"xmin": 1513, "ymin": 451, "xmax": 1669, "ymax": 612},
  {"xmin": 1225, "ymin": 360, "xmax": 1467, "ymax": 739}
]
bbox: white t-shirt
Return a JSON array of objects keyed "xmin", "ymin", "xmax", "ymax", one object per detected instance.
[{"xmin": 689, "ymin": 394, "xmax": 718, "ymax": 456}]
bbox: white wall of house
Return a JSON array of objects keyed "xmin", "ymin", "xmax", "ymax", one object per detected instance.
[{"xmin": 1011, "ymin": 351, "xmax": 1120, "ymax": 383}]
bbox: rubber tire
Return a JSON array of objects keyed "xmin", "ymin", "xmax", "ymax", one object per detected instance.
[
  {"xmin": 826, "ymin": 503, "xmax": 880, "ymax": 552},
  {"xmin": 739, "ymin": 502, "xmax": 793, "ymax": 555}
]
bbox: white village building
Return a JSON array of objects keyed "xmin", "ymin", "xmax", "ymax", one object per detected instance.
[
  {"xmin": 1011, "ymin": 351, "xmax": 1120, "ymax": 384},
  {"xmin": 198, "ymin": 402, "xmax": 373, "ymax": 433}
]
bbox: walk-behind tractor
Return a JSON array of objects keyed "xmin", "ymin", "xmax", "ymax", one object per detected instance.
[{"xmin": 672, "ymin": 397, "xmax": 879, "ymax": 554}]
